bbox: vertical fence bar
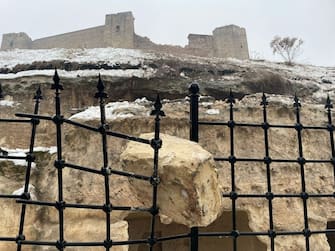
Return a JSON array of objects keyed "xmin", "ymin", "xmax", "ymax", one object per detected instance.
[
  {"xmin": 149, "ymin": 95, "xmax": 164, "ymax": 251},
  {"xmin": 16, "ymin": 86, "xmax": 43, "ymax": 251},
  {"xmin": 95, "ymin": 75, "xmax": 112, "ymax": 250},
  {"xmin": 189, "ymin": 82, "xmax": 199, "ymax": 143},
  {"xmin": 325, "ymin": 96, "xmax": 335, "ymax": 185},
  {"xmin": 261, "ymin": 93, "xmax": 276, "ymax": 250},
  {"xmin": 0, "ymin": 83, "xmax": 3, "ymax": 99},
  {"xmin": 293, "ymin": 95, "xmax": 310, "ymax": 251},
  {"xmin": 227, "ymin": 90, "xmax": 238, "ymax": 251},
  {"xmin": 189, "ymin": 82, "xmax": 199, "ymax": 251},
  {"xmin": 51, "ymin": 70, "xmax": 66, "ymax": 251}
]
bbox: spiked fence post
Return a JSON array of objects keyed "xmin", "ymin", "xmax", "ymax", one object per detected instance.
[
  {"xmin": 188, "ymin": 82, "xmax": 199, "ymax": 251},
  {"xmin": 325, "ymin": 96, "xmax": 335, "ymax": 184},
  {"xmin": 95, "ymin": 74, "xmax": 113, "ymax": 250},
  {"xmin": 226, "ymin": 89, "xmax": 239, "ymax": 251},
  {"xmin": 148, "ymin": 94, "xmax": 164, "ymax": 251},
  {"xmin": 16, "ymin": 86, "xmax": 43, "ymax": 251},
  {"xmin": 51, "ymin": 69, "xmax": 66, "ymax": 251},
  {"xmin": 260, "ymin": 93, "xmax": 276, "ymax": 250},
  {"xmin": 293, "ymin": 94, "xmax": 311, "ymax": 251}
]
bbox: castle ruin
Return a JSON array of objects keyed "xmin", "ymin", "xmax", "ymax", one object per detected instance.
[{"xmin": 1, "ymin": 11, "xmax": 249, "ymax": 60}]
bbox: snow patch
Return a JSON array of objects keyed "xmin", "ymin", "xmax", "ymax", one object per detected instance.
[
  {"xmin": 0, "ymin": 146, "xmax": 57, "ymax": 167},
  {"xmin": 0, "ymin": 100, "xmax": 15, "ymax": 106},
  {"xmin": 70, "ymin": 99, "xmax": 150, "ymax": 120},
  {"xmin": 33, "ymin": 146, "xmax": 57, "ymax": 154},
  {"xmin": 12, "ymin": 184, "xmax": 37, "ymax": 200},
  {"xmin": 206, "ymin": 109, "xmax": 220, "ymax": 115}
]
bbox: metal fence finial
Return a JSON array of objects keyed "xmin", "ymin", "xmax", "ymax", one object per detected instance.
[
  {"xmin": 33, "ymin": 85, "xmax": 43, "ymax": 100},
  {"xmin": 150, "ymin": 94, "xmax": 165, "ymax": 117},
  {"xmin": 95, "ymin": 74, "xmax": 108, "ymax": 99},
  {"xmin": 261, "ymin": 92, "xmax": 268, "ymax": 106},
  {"xmin": 227, "ymin": 88, "xmax": 235, "ymax": 104},
  {"xmin": 51, "ymin": 69, "xmax": 63, "ymax": 91},
  {"xmin": 189, "ymin": 82, "xmax": 200, "ymax": 95},
  {"xmin": 294, "ymin": 93, "xmax": 301, "ymax": 108},
  {"xmin": 326, "ymin": 94, "xmax": 333, "ymax": 109}
]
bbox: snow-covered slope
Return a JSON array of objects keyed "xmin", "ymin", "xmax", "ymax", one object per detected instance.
[
  {"xmin": 0, "ymin": 48, "xmax": 156, "ymax": 69},
  {"xmin": 0, "ymin": 48, "xmax": 334, "ymax": 103}
]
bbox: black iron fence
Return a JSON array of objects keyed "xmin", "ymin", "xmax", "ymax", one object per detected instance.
[
  {"xmin": 0, "ymin": 71, "xmax": 163, "ymax": 251},
  {"xmin": 188, "ymin": 82, "xmax": 335, "ymax": 251},
  {"xmin": 0, "ymin": 74, "xmax": 335, "ymax": 251}
]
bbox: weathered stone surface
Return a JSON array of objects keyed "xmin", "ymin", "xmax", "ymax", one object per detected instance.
[{"xmin": 120, "ymin": 133, "xmax": 222, "ymax": 227}]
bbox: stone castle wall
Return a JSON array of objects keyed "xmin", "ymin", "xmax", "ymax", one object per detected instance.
[
  {"xmin": 1, "ymin": 32, "xmax": 32, "ymax": 50},
  {"xmin": 0, "ymin": 12, "xmax": 249, "ymax": 59},
  {"xmin": 104, "ymin": 12, "xmax": 134, "ymax": 48},
  {"xmin": 213, "ymin": 25, "xmax": 249, "ymax": 59},
  {"xmin": 32, "ymin": 26, "xmax": 106, "ymax": 49}
]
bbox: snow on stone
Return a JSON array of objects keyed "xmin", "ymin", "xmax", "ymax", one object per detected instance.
[
  {"xmin": 0, "ymin": 48, "xmax": 156, "ymax": 70},
  {"xmin": 70, "ymin": 99, "xmax": 151, "ymax": 120},
  {"xmin": 12, "ymin": 184, "xmax": 37, "ymax": 200},
  {"xmin": 206, "ymin": 109, "xmax": 220, "ymax": 115},
  {"xmin": 0, "ymin": 68, "xmax": 156, "ymax": 80},
  {"xmin": 0, "ymin": 146, "xmax": 57, "ymax": 167},
  {"xmin": 33, "ymin": 146, "xmax": 57, "ymax": 154},
  {"xmin": 0, "ymin": 100, "xmax": 15, "ymax": 106}
]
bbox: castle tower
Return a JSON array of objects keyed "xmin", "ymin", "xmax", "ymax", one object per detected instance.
[
  {"xmin": 104, "ymin": 11, "xmax": 135, "ymax": 49},
  {"xmin": 1, "ymin": 32, "xmax": 32, "ymax": 50},
  {"xmin": 212, "ymin": 25, "xmax": 249, "ymax": 60}
]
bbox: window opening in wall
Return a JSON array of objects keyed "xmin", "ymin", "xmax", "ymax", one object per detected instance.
[
  {"xmin": 116, "ymin": 25, "xmax": 120, "ymax": 32},
  {"xmin": 9, "ymin": 41, "xmax": 13, "ymax": 48}
]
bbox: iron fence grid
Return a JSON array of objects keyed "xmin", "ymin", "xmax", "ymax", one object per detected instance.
[
  {"xmin": 188, "ymin": 82, "xmax": 335, "ymax": 251},
  {"xmin": 1, "ymin": 75, "xmax": 335, "ymax": 251},
  {"xmin": 0, "ymin": 71, "xmax": 163, "ymax": 251}
]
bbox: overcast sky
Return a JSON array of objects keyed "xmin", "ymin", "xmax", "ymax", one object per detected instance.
[{"xmin": 1, "ymin": 0, "xmax": 334, "ymax": 66}]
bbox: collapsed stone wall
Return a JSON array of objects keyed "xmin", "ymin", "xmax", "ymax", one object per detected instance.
[
  {"xmin": 0, "ymin": 12, "xmax": 249, "ymax": 59},
  {"xmin": 0, "ymin": 12, "xmax": 135, "ymax": 50}
]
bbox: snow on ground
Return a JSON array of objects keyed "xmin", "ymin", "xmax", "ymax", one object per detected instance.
[
  {"xmin": 70, "ymin": 98, "xmax": 152, "ymax": 120},
  {"xmin": 0, "ymin": 48, "xmax": 156, "ymax": 70},
  {"xmin": 0, "ymin": 48, "xmax": 157, "ymax": 79},
  {"xmin": 0, "ymin": 146, "xmax": 57, "ymax": 167},
  {"xmin": 0, "ymin": 48, "xmax": 334, "ymax": 101}
]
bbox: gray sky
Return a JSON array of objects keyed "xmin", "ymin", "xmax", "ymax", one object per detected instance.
[{"xmin": 1, "ymin": 0, "xmax": 334, "ymax": 66}]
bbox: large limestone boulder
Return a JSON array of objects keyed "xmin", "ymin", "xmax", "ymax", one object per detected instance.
[{"xmin": 120, "ymin": 133, "xmax": 222, "ymax": 227}]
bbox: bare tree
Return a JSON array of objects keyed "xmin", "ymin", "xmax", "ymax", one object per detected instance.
[{"xmin": 270, "ymin": 36, "xmax": 303, "ymax": 65}]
